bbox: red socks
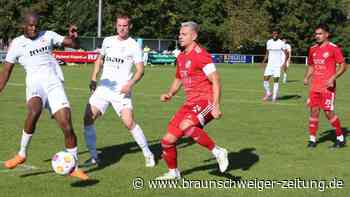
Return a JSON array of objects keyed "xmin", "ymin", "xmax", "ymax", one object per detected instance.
[
  {"xmin": 329, "ymin": 116, "xmax": 343, "ymax": 137},
  {"xmin": 184, "ymin": 126, "xmax": 215, "ymax": 151},
  {"xmin": 308, "ymin": 117, "xmax": 319, "ymax": 137},
  {"xmin": 161, "ymin": 139, "xmax": 177, "ymax": 169}
]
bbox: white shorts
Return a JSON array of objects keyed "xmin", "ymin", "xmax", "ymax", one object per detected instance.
[
  {"xmin": 89, "ymin": 87, "xmax": 133, "ymax": 116},
  {"xmin": 264, "ymin": 66, "xmax": 281, "ymax": 78},
  {"xmin": 26, "ymin": 83, "xmax": 70, "ymax": 115}
]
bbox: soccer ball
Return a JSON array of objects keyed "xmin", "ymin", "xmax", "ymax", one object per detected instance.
[{"xmin": 51, "ymin": 151, "xmax": 76, "ymax": 175}]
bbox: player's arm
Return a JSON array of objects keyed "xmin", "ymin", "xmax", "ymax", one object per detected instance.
[
  {"xmin": 62, "ymin": 25, "xmax": 79, "ymax": 49},
  {"xmin": 207, "ymin": 71, "xmax": 222, "ymax": 119},
  {"xmin": 303, "ymin": 65, "xmax": 314, "ymax": 86},
  {"xmin": 89, "ymin": 55, "xmax": 104, "ymax": 92},
  {"xmin": 261, "ymin": 50, "xmax": 269, "ymax": 67},
  {"xmin": 0, "ymin": 62, "xmax": 15, "ymax": 92},
  {"xmin": 281, "ymin": 49, "xmax": 289, "ymax": 70},
  {"xmin": 120, "ymin": 62, "xmax": 144, "ymax": 94},
  {"xmin": 160, "ymin": 78, "xmax": 182, "ymax": 102},
  {"xmin": 327, "ymin": 62, "xmax": 348, "ymax": 88}
]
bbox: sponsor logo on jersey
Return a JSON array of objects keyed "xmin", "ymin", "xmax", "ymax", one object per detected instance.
[
  {"xmin": 105, "ymin": 56, "xmax": 124, "ymax": 64},
  {"xmin": 323, "ymin": 52, "xmax": 330, "ymax": 58},
  {"xmin": 185, "ymin": 60, "xmax": 192, "ymax": 69},
  {"xmin": 29, "ymin": 46, "xmax": 50, "ymax": 56}
]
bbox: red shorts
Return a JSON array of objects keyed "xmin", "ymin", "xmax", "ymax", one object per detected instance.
[
  {"xmin": 307, "ymin": 89, "xmax": 336, "ymax": 111},
  {"xmin": 168, "ymin": 100, "xmax": 214, "ymax": 138}
]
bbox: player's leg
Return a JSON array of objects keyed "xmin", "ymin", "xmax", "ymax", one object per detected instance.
[
  {"xmin": 323, "ymin": 110, "xmax": 345, "ymax": 148},
  {"xmin": 49, "ymin": 85, "xmax": 88, "ymax": 180},
  {"xmin": 272, "ymin": 76, "xmax": 280, "ymax": 102},
  {"xmin": 83, "ymin": 103, "xmax": 102, "ymax": 166},
  {"xmin": 263, "ymin": 74, "xmax": 272, "ymax": 101},
  {"xmin": 118, "ymin": 106, "xmax": 155, "ymax": 167},
  {"xmin": 308, "ymin": 106, "xmax": 320, "ymax": 147},
  {"xmin": 157, "ymin": 107, "xmax": 186, "ymax": 180},
  {"xmin": 321, "ymin": 91, "xmax": 345, "ymax": 147},
  {"xmin": 4, "ymin": 97, "xmax": 43, "ymax": 169},
  {"xmin": 180, "ymin": 117, "xmax": 228, "ymax": 173},
  {"xmin": 53, "ymin": 107, "xmax": 88, "ymax": 180}
]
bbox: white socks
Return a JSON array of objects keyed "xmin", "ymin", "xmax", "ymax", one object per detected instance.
[
  {"xmin": 337, "ymin": 135, "xmax": 344, "ymax": 142},
  {"xmin": 130, "ymin": 124, "xmax": 153, "ymax": 157},
  {"xmin": 18, "ymin": 130, "xmax": 33, "ymax": 158},
  {"xmin": 211, "ymin": 146, "xmax": 221, "ymax": 157},
  {"xmin": 84, "ymin": 125, "xmax": 98, "ymax": 159},
  {"xmin": 273, "ymin": 83, "xmax": 279, "ymax": 100},
  {"xmin": 263, "ymin": 81, "xmax": 271, "ymax": 95},
  {"xmin": 66, "ymin": 147, "xmax": 78, "ymax": 160},
  {"xmin": 283, "ymin": 73, "xmax": 287, "ymax": 83},
  {"xmin": 309, "ymin": 135, "xmax": 316, "ymax": 142}
]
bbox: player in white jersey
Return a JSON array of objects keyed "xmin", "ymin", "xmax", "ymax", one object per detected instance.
[
  {"xmin": 83, "ymin": 14, "xmax": 155, "ymax": 167},
  {"xmin": 282, "ymin": 38, "xmax": 292, "ymax": 83},
  {"xmin": 0, "ymin": 12, "xmax": 88, "ymax": 180},
  {"xmin": 261, "ymin": 30, "xmax": 289, "ymax": 102}
]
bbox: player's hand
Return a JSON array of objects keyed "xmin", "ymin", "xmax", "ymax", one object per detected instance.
[
  {"xmin": 160, "ymin": 93, "xmax": 172, "ymax": 102},
  {"xmin": 120, "ymin": 80, "xmax": 134, "ymax": 94},
  {"xmin": 211, "ymin": 105, "xmax": 222, "ymax": 119},
  {"xmin": 326, "ymin": 77, "xmax": 336, "ymax": 88},
  {"xmin": 68, "ymin": 25, "xmax": 78, "ymax": 39},
  {"xmin": 89, "ymin": 80, "xmax": 97, "ymax": 93},
  {"xmin": 303, "ymin": 78, "xmax": 309, "ymax": 86}
]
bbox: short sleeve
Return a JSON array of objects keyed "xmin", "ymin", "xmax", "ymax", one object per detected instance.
[
  {"xmin": 99, "ymin": 38, "xmax": 107, "ymax": 56},
  {"xmin": 198, "ymin": 50, "xmax": 216, "ymax": 76},
  {"xmin": 307, "ymin": 48, "xmax": 314, "ymax": 66},
  {"xmin": 266, "ymin": 40, "xmax": 270, "ymax": 50},
  {"xmin": 334, "ymin": 47, "xmax": 345, "ymax": 64},
  {"xmin": 47, "ymin": 31, "xmax": 64, "ymax": 46},
  {"xmin": 133, "ymin": 43, "xmax": 143, "ymax": 64},
  {"xmin": 5, "ymin": 40, "xmax": 19, "ymax": 64}
]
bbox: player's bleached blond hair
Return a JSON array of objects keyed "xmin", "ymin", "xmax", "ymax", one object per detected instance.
[{"xmin": 181, "ymin": 21, "xmax": 200, "ymax": 33}]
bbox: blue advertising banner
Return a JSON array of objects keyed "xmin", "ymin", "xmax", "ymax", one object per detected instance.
[{"xmin": 212, "ymin": 54, "xmax": 253, "ymax": 64}]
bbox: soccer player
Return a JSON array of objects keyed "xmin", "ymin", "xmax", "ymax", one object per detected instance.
[
  {"xmin": 83, "ymin": 14, "xmax": 155, "ymax": 167},
  {"xmin": 261, "ymin": 30, "xmax": 289, "ymax": 102},
  {"xmin": 156, "ymin": 21, "xmax": 229, "ymax": 180},
  {"xmin": 0, "ymin": 12, "xmax": 88, "ymax": 180},
  {"xmin": 282, "ymin": 38, "xmax": 292, "ymax": 84},
  {"xmin": 304, "ymin": 24, "xmax": 347, "ymax": 148}
]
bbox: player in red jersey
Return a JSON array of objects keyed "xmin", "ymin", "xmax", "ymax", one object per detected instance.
[
  {"xmin": 304, "ymin": 24, "xmax": 347, "ymax": 148},
  {"xmin": 156, "ymin": 21, "xmax": 229, "ymax": 180}
]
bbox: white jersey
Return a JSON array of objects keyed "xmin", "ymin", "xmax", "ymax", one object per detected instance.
[
  {"xmin": 266, "ymin": 39, "xmax": 287, "ymax": 67},
  {"xmin": 99, "ymin": 36, "xmax": 143, "ymax": 92},
  {"xmin": 5, "ymin": 31, "xmax": 65, "ymax": 85}
]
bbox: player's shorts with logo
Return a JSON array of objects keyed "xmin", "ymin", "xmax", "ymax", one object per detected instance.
[
  {"xmin": 168, "ymin": 100, "xmax": 214, "ymax": 138},
  {"xmin": 89, "ymin": 86, "xmax": 133, "ymax": 116},
  {"xmin": 26, "ymin": 81, "xmax": 70, "ymax": 115},
  {"xmin": 307, "ymin": 89, "xmax": 336, "ymax": 111},
  {"xmin": 264, "ymin": 66, "xmax": 281, "ymax": 77}
]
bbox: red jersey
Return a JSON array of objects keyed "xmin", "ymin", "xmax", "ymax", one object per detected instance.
[
  {"xmin": 307, "ymin": 42, "xmax": 345, "ymax": 92},
  {"xmin": 176, "ymin": 44, "xmax": 215, "ymax": 105}
]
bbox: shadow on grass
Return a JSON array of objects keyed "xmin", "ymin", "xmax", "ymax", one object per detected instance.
[
  {"xmin": 71, "ymin": 179, "xmax": 100, "ymax": 187},
  {"xmin": 278, "ymin": 94, "xmax": 302, "ymax": 100},
  {"xmin": 317, "ymin": 127, "xmax": 349, "ymax": 144},
  {"xmin": 85, "ymin": 137, "xmax": 195, "ymax": 173},
  {"xmin": 181, "ymin": 148, "xmax": 259, "ymax": 179}
]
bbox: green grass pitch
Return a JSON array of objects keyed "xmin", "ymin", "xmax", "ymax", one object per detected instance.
[{"xmin": 0, "ymin": 63, "xmax": 349, "ymax": 197}]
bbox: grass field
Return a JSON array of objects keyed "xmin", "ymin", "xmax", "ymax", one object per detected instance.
[{"xmin": 0, "ymin": 63, "xmax": 349, "ymax": 197}]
